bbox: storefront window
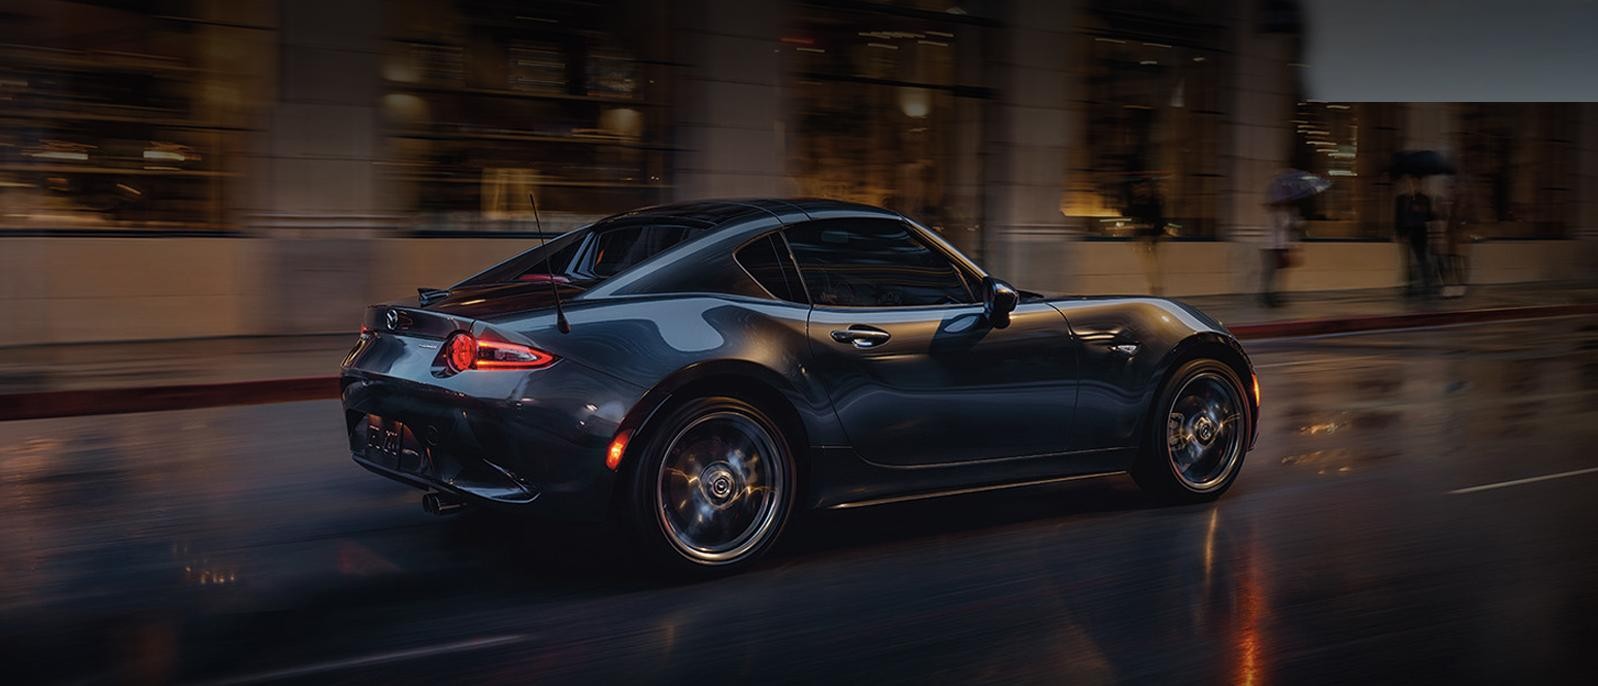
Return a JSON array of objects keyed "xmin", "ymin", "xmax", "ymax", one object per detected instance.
[
  {"xmin": 1065, "ymin": 15, "xmax": 1228, "ymax": 239},
  {"xmin": 380, "ymin": 0, "xmax": 670, "ymax": 234},
  {"xmin": 0, "ymin": 2, "xmax": 273, "ymax": 233},
  {"xmin": 1289, "ymin": 102, "xmax": 1401, "ymax": 239},
  {"xmin": 1455, "ymin": 104, "xmax": 1577, "ymax": 239},
  {"xmin": 784, "ymin": 2, "xmax": 990, "ymax": 258}
]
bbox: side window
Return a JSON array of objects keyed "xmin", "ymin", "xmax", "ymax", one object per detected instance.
[
  {"xmin": 785, "ymin": 219, "xmax": 974, "ymax": 307},
  {"xmin": 734, "ymin": 233, "xmax": 807, "ymax": 303}
]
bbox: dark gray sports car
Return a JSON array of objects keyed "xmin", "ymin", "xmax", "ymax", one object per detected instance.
[{"xmin": 340, "ymin": 199, "xmax": 1259, "ymax": 572}]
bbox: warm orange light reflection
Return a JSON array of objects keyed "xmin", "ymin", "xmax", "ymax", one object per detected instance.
[
  {"xmin": 606, "ymin": 430, "xmax": 631, "ymax": 471},
  {"xmin": 1252, "ymin": 373, "xmax": 1261, "ymax": 408},
  {"xmin": 1235, "ymin": 537, "xmax": 1265, "ymax": 686}
]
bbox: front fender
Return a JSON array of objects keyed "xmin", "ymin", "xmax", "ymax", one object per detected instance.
[
  {"xmin": 1050, "ymin": 296, "xmax": 1248, "ymax": 450},
  {"xmin": 1150, "ymin": 331, "xmax": 1259, "ymax": 450}
]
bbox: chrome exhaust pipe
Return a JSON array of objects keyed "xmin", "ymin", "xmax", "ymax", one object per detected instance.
[{"xmin": 422, "ymin": 491, "xmax": 464, "ymax": 515}]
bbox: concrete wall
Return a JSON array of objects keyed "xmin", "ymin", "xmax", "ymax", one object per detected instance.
[
  {"xmin": 8, "ymin": 235, "xmax": 1587, "ymax": 347},
  {"xmin": 671, "ymin": 0, "xmax": 792, "ymax": 199},
  {"xmin": 1026, "ymin": 240, "xmax": 1592, "ymax": 297},
  {"xmin": 1470, "ymin": 241, "xmax": 1592, "ymax": 285},
  {"xmin": 0, "ymin": 237, "xmax": 528, "ymax": 347},
  {"xmin": 2, "ymin": 238, "xmax": 261, "ymax": 346},
  {"xmin": 982, "ymin": 0, "xmax": 1079, "ymax": 291},
  {"xmin": 1057, "ymin": 242, "xmax": 1403, "ymax": 296}
]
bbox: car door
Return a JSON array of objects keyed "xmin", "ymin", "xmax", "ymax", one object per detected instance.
[{"xmin": 786, "ymin": 218, "xmax": 1079, "ymax": 467}]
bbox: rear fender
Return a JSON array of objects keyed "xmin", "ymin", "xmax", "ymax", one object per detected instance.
[{"xmin": 612, "ymin": 359, "xmax": 846, "ymax": 473}]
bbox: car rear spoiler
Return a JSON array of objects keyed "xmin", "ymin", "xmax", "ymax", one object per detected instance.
[{"xmin": 418, "ymin": 287, "xmax": 449, "ymax": 307}]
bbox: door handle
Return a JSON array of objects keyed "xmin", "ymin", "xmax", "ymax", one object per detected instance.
[{"xmin": 831, "ymin": 326, "xmax": 892, "ymax": 349}]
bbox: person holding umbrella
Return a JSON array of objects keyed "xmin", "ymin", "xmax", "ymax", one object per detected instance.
[
  {"xmin": 1394, "ymin": 173, "xmax": 1435, "ymax": 296},
  {"xmin": 1262, "ymin": 169, "xmax": 1330, "ymax": 307},
  {"xmin": 1391, "ymin": 150, "xmax": 1454, "ymax": 297}
]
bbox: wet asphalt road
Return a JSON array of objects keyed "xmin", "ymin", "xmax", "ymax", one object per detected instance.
[{"xmin": 3, "ymin": 317, "xmax": 1597, "ymax": 685}]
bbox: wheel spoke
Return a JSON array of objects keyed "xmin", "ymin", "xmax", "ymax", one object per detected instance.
[
  {"xmin": 1165, "ymin": 371, "xmax": 1245, "ymax": 491},
  {"xmin": 656, "ymin": 410, "xmax": 786, "ymax": 564}
]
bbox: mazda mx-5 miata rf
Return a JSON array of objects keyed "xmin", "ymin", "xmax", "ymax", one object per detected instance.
[{"xmin": 341, "ymin": 199, "xmax": 1259, "ymax": 572}]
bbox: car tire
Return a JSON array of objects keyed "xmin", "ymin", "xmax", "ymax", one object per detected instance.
[
  {"xmin": 620, "ymin": 395, "xmax": 796, "ymax": 575},
  {"xmin": 1131, "ymin": 358, "xmax": 1251, "ymax": 504}
]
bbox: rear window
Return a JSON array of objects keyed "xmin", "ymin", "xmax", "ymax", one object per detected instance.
[
  {"xmin": 590, "ymin": 225, "xmax": 693, "ymax": 277},
  {"xmin": 459, "ymin": 219, "xmax": 709, "ymax": 287}
]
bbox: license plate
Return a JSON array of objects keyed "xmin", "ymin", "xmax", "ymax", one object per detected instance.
[
  {"xmin": 363, "ymin": 415, "xmax": 428, "ymax": 473},
  {"xmin": 365, "ymin": 415, "xmax": 403, "ymax": 459}
]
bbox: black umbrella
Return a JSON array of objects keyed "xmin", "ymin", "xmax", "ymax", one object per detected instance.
[
  {"xmin": 1266, "ymin": 169, "xmax": 1331, "ymax": 204},
  {"xmin": 1390, "ymin": 150, "xmax": 1455, "ymax": 177}
]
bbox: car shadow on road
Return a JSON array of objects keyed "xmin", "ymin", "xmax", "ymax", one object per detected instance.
[
  {"xmin": 432, "ymin": 473, "xmax": 1159, "ymax": 592},
  {"xmin": 778, "ymin": 475, "xmax": 1153, "ymax": 560}
]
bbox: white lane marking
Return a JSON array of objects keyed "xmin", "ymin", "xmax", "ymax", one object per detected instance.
[
  {"xmin": 1448, "ymin": 466, "xmax": 1598, "ymax": 495},
  {"xmin": 1240, "ymin": 312, "xmax": 1595, "ymax": 344},
  {"xmin": 198, "ymin": 634, "xmax": 531, "ymax": 685}
]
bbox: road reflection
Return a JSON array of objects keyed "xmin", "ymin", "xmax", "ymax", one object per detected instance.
[{"xmin": 1, "ymin": 317, "xmax": 1597, "ymax": 683}]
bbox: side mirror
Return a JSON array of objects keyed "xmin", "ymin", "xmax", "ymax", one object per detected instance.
[{"xmin": 982, "ymin": 277, "xmax": 1019, "ymax": 329}]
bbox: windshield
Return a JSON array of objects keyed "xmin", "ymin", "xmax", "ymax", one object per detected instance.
[{"xmin": 456, "ymin": 219, "xmax": 709, "ymax": 288}]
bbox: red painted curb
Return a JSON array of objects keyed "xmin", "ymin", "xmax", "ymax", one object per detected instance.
[
  {"xmin": 1, "ymin": 303, "xmax": 1593, "ymax": 421},
  {"xmin": 0, "ymin": 376, "xmax": 341, "ymax": 422}
]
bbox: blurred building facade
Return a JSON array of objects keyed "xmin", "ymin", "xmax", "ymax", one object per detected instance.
[{"xmin": 1, "ymin": 0, "xmax": 1595, "ymax": 344}]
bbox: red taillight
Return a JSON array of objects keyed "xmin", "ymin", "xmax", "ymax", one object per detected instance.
[
  {"xmin": 446, "ymin": 333, "xmax": 477, "ymax": 372},
  {"xmin": 444, "ymin": 332, "xmax": 557, "ymax": 372},
  {"xmin": 474, "ymin": 340, "xmax": 557, "ymax": 369}
]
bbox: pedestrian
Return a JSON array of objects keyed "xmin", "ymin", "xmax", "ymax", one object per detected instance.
[
  {"xmin": 1440, "ymin": 177, "xmax": 1472, "ymax": 298},
  {"xmin": 1261, "ymin": 200, "xmax": 1300, "ymax": 308},
  {"xmin": 1394, "ymin": 175, "xmax": 1435, "ymax": 297},
  {"xmin": 1124, "ymin": 177, "xmax": 1166, "ymax": 295}
]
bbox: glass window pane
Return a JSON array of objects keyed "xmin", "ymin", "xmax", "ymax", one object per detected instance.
[
  {"xmin": 784, "ymin": 3, "xmax": 989, "ymax": 258},
  {"xmin": 735, "ymin": 234, "xmax": 806, "ymax": 303},
  {"xmin": 1456, "ymin": 104, "xmax": 1576, "ymax": 239},
  {"xmin": 589, "ymin": 224, "xmax": 691, "ymax": 277},
  {"xmin": 786, "ymin": 220, "xmax": 973, "ymax": 307},
  {"xmin": 0, "ymin": 2, "xmax": 273, "ymax": 233},
  {"xmin": 1288, "ymin": 102, "xmax": 1400, "ymax": 239},
  {"xmin": 1066, "ymin": 27, "xmax": 1226, "ymax": 239},
  {"xmin": 381, "ymin": 0, "xmax": 671, "ymax": 234},
  {"xmin": 464, "ymin": 219, "xmax": 703, "ymax": 286}
]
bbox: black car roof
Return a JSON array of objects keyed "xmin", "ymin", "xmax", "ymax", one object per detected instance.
[
  {"xmin": 573, "ymin": 198, "xmax": 926, "ymax": 300},
  {"xmin": 599, "ymin": 198, "xmax": 903, "ymax": 231}
]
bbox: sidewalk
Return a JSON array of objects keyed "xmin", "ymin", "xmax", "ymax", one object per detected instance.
[
  {"xmin": 1184, "ymin": 282, "xmax": 1598, "ymax": 338},
  {"xmin": 1, "ymin": 283, "xmax": 1595, "ymax": 420}
]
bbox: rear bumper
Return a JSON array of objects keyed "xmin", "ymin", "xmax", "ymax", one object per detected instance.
[
  {"xmin": 353, "ymin": 451, "xmax": 533, "ymax": 506},
  {"xmin": 340, "ymin": 352, "xmax": 647, "ymax": 522}
]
